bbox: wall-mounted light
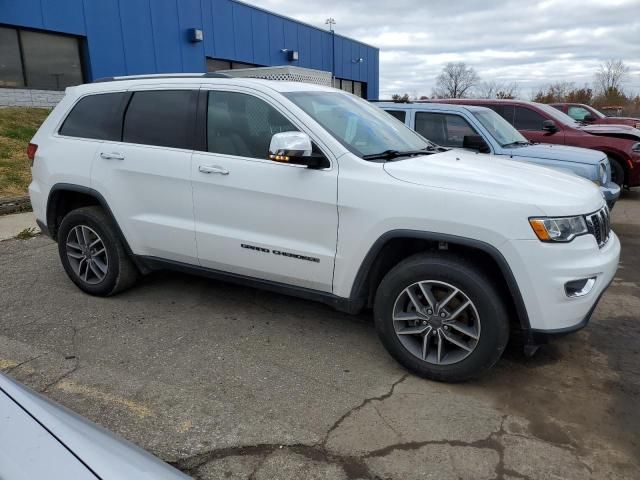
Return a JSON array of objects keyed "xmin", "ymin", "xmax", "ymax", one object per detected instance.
[
  {"xmin": 281, "ymin": 49, "xmax": 299, "ymax": 61},
  {"xmin": 352, "ymin": 57, "xmax": 364, "ymax": 64},
  {"xmin": 189, "ymin": 28, "xmax": 203, "ymax": 42}
]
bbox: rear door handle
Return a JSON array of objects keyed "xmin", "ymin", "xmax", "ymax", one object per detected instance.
[
  {"xmin": 100, "ymin": 152, "xmax": 125, "ymax": 161},
  {"xmin": 199, "ymin": 165, "xmax": 229, "ymax": 175}
]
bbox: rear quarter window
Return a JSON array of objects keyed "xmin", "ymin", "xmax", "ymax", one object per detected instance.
[{"xmin": 59, "ymin": 92, "xmax": 128, "ymax": 141}]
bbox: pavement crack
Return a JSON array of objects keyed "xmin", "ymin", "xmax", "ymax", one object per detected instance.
[
  {"xmin": 169, "ymin": 443, "xmax": 374, "ymax": 480},
  {"xmin": 40, "ymin": 325, "xmax": 81, "ymax": 394},
  {"xmin": 4, "ymin": 354, "xmax": 44, "ymax": 374},
  {"xmin": 321, "ymin": 373, "xmax": 409, "ymax": 447}
]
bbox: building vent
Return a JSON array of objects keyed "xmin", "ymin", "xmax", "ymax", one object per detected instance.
[{"xmin": 218, "ymin": 66, "xmax": 332, "ymax": 87}]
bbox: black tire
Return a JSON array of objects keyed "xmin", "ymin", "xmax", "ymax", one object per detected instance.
[
  {"xmin": 609, "ymin": 156, "xmax": 625, "ymax": 187},
  {"xmin": 57, "ymin": 206, "xmax": 139, "ymax": 296},
  {"xmin": 373, "ymin": 252, "xmax": 509, "ymax": 382}
]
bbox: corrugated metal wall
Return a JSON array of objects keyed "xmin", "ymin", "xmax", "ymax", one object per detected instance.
[{"xmin": 0, "ymin": 0, "xmax": 379, "ymax": 98}]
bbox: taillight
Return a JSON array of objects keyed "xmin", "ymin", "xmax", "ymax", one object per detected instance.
[{"xmin": 27, "ymin": 143, "xmax": 38, "ymax": 165}]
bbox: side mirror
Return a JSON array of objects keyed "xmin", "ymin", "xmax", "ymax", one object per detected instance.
[
  {"xmin": 583, "ymin": 114, "xmax": 596, "ymax": 122},
  {"xmin": 542, "ymin": 120, "xmax": 558, "ymax": 133},
  {"xmin": 462, "ymin": 135, "xmax": 490, "ymax": 153},
  {"xmin": 268, "ymin": 132, "xmax": 329, "ymax": 169}
]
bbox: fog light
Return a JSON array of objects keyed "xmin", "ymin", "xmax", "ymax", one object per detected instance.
[{"xmin": 565, "ymin": 277, "xmax": 597, "ymax": 298}]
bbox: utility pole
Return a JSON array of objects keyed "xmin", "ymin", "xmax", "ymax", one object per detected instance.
[{"xmin": 325, "ymin": 18, "xmax": 336, "ymax": 85}]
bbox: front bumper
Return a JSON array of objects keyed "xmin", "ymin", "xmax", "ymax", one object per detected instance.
[
  {"xmin": 600, "ymin": 181, "xmax": 620, "ymax": 209},
  {"xmin": 502, "ymin": 231, "xmax": 620, "ymax": 334}
]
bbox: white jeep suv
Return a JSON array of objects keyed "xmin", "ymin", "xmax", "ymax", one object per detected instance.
[{"xmin": 28, "ymin": 74, "xmax": 620, "ymax": 381}]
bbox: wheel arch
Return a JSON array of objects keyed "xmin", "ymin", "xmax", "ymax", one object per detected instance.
[
  {"xmin": 348, "ymin": 230, "xmax": 531, "ymax": 331},
  {"xmin": 46, "ymin": 184, "xmax": 134, "ymax": 255}
]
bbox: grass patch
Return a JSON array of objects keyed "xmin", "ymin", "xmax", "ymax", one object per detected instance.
[
  {"xmin": 0, "ymin": 107, "xmax": 51, "ymax": 198},
  {"xmin": 15, "ymin": 227, "xmax": 38, "ymax": 240}
]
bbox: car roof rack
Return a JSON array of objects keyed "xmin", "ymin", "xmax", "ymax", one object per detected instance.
[{"xmin": 93, "ymin": 72, "xmax": 231, "ymax": 83}]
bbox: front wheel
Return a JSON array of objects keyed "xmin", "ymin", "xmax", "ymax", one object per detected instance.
[
  {"xmin": 609, "ymin": 157, "xmax": 625, "ymax": 187},
  {"xmin": 374, "ymin": 253, "xmax": 509, "ymax": 382}
]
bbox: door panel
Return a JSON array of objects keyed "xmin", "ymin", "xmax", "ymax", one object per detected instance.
[
  {"xmin": 91, "ymin": 88, "xmax": 198, "ymax": 263},
  {"xmin": 192, "ymin": 89, "xmax": 338, "ymax": 292}
]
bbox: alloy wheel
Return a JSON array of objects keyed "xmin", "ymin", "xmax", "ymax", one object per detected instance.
[
  {"xmin": 65, "ymin": 225, "xmax": 109, "ymax": 285},
  {"xmin": 392, "ymin": 280, "xmax": 481, "ymax": 365}
]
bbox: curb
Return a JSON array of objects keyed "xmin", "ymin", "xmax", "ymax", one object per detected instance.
[{"xmin": 0, "ymin": 196, "xmax": 32, "ymax": 216}]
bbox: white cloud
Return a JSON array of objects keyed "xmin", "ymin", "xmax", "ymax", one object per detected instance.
[{"xmin": 244, "ymin": 0, "xmax": 640, "ymax": 98}]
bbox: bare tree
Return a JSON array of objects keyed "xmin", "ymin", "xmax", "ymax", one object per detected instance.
[
  {"xmin": 432, "ymin": 62, "xmax": 480, "ymax": 98},
  {"xmin": 477, "ymin": 80, "xmax": 519, "ymax": 99},
  {"xmin": 594, "ymin": 59, "xmax": 629, "ymax": 96}
]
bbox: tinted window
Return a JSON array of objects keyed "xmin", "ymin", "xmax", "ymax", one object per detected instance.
[
  {"xmin": 207, "ymin": 91, "xmax": 298, "ymax": 158},
  {"xmin": 385, "ymin": 110, "xmax": 406, "ymax": 122},
  {"xmin": 0, "ymin": 27, "xmax": 24, "ymax": 88},
  {"xmin": 20, "ymin": 30, "xmax": 83, "ymax": 90},
  {"xmin": 123, "ymin": 90, "xmax": 195, "ymax": 149},
  {"xmin": 60, "ymin": 93, "xmax": 128, "ymax": 141},
  {"xmin": 415, "ymin": 112, "xmax": 477, "ymax": 147},
  {"xmin": 514, "ymin": 107, "xmax": 546, "ymax": 130}
]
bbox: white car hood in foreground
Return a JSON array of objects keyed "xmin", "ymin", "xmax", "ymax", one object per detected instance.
[{"xmin": 383, "ymin": 149, "xmax": 604, "ymax": 216}]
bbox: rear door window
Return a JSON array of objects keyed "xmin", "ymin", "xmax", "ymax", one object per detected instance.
[
  {"xmin": 514, "ymin": 106, "xmax": 546, "ymax": 130},
  {"xmin": 123, "ymin": 90, "xmax": 196, "ymax": 149},
  {"xmin": 415, "ymin": 112, "xmax": 477, "ymax": 147},
  {"xmin": 59, "ymin": 92, "xmax": 128, "ymax": 141}
]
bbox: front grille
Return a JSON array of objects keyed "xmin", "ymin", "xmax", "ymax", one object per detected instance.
[{"xmin": 585, "ymin": 206, "xmax": 611, "ymax": 248}]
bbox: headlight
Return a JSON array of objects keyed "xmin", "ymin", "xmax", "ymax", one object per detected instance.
[
  {"xmin": 599, "ymin": 163, "xmax": 607, "ymax": 185},
  {"xmin": 632, "ymin": 142, "xmax": 640, "ymax": 153},
  {"xmin": 529, "ymin": 216, "xmax": 588, "ymax": 242}
]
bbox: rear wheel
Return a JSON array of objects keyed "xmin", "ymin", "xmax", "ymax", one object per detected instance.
[
  {"xmin": 374, "ymin": 253, "xmax": 509, "ymax": 382},
  {"xmin": 57, "ymin": 206, "xmax": 138, "ymax": 296}
]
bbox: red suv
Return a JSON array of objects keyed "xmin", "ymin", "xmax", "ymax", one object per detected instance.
[
  {"xmin": 551, "ymin": 103, "xmax": 640, "ymax": 129},
  {"xmin": 432, "ymin": 99, "xmax": 640, "ymax": 187}
]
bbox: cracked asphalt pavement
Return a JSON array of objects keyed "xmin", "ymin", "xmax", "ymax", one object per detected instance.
[{"xmin": 1, "ymin": 191, "xmax": 639, "ymax": 479}]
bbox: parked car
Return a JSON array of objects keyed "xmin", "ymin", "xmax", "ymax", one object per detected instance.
[
  {"xmin": 28, "ymin": 74, "xmax": 619, "ymax": 381},
  {"xmin": 431, "ymin": 99, "xmax": 640, "ymax": 188},
  {"xmin": 0, "ymin": 372, "xmax": 189, "ymax": 479},
  {"xmin": 377, "ymin": 102, "xmax": 620, "ymax": 208},
  {"xmin": 550, "ymin": 103, "xmax": 640, "ymax": 129}
]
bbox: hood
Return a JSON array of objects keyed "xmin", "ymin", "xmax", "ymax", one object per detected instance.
[
  {"xmin": 383, "ymin": 149, "xmax": 604, "ymax": 216},
  {"xmin": 579, "ymin": 123, "xmax": 640, "ymax": 140},
  {"xmin": 506, "ymin": 143, "xmax": 605, "ymax": 165},
  {"xmin": 599, "ymin": 117, "xmax": 640, "ymax": 128}
]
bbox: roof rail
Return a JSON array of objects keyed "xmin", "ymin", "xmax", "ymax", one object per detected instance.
[
  {"xmin": 93, "ymin": 72, "xmax": 231, "ymax": 83},
  {"xmin": 369, "ymin": 99, "xmax": 414, "ymax": 104}
]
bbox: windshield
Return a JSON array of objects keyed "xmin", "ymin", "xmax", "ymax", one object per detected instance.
[
  {"xmin": 536, "ymin": 103, "xmax": 580, "ymax": 127},
  {"xmin": 587, "ymin": 105, "xmax": 605, "ymax": 119},
  {"xmin": 472, "ymin": 109, "xmax": 528, "ymax": 147},
  {"xmin": 283, "ymin": 91, "xmax": 430, "ymax": 158}
]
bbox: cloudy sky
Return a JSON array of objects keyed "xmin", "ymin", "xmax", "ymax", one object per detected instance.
[{"xmin": 244, "ymin": 0, "xmax": 640, "ymax": 99}]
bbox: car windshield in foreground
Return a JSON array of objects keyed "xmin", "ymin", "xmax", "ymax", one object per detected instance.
[
  {"xmin": 472, "ymin": 109, "xmax": 529, "ymax": 147},
  {"xmin": 283, "ymin": 91, "xmax": 431, "ymax": 159},
  {"xmin": 536, "ymin": 103, "xmax": 581, "ymax": 127}
]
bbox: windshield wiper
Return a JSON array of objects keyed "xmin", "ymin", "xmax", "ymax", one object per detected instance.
[
  {"xmin": 502, "ymin": 140, "xmax": 531, "ymax": 148},
  {"xmin": 362, "ymin": 147, "xmax": 436, "ymax": 161}
]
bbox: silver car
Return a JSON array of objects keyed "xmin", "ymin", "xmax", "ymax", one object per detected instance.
[{"xmin": 0, "ymin": 373, "xmax": 189, "ymax": 480}]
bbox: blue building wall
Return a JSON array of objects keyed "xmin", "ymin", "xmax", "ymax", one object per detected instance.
[{"xmin": 0, "ymin": 0, "xmax": 379, "ymax": 99}]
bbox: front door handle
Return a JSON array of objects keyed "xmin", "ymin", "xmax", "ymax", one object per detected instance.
[
  {"xmin": 100, "ymin": 152, "xmax": 125, "ymax": 161},
  {"xmin": 199, "ymin": 165, "xmax": 229, "ymax": 175}
]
